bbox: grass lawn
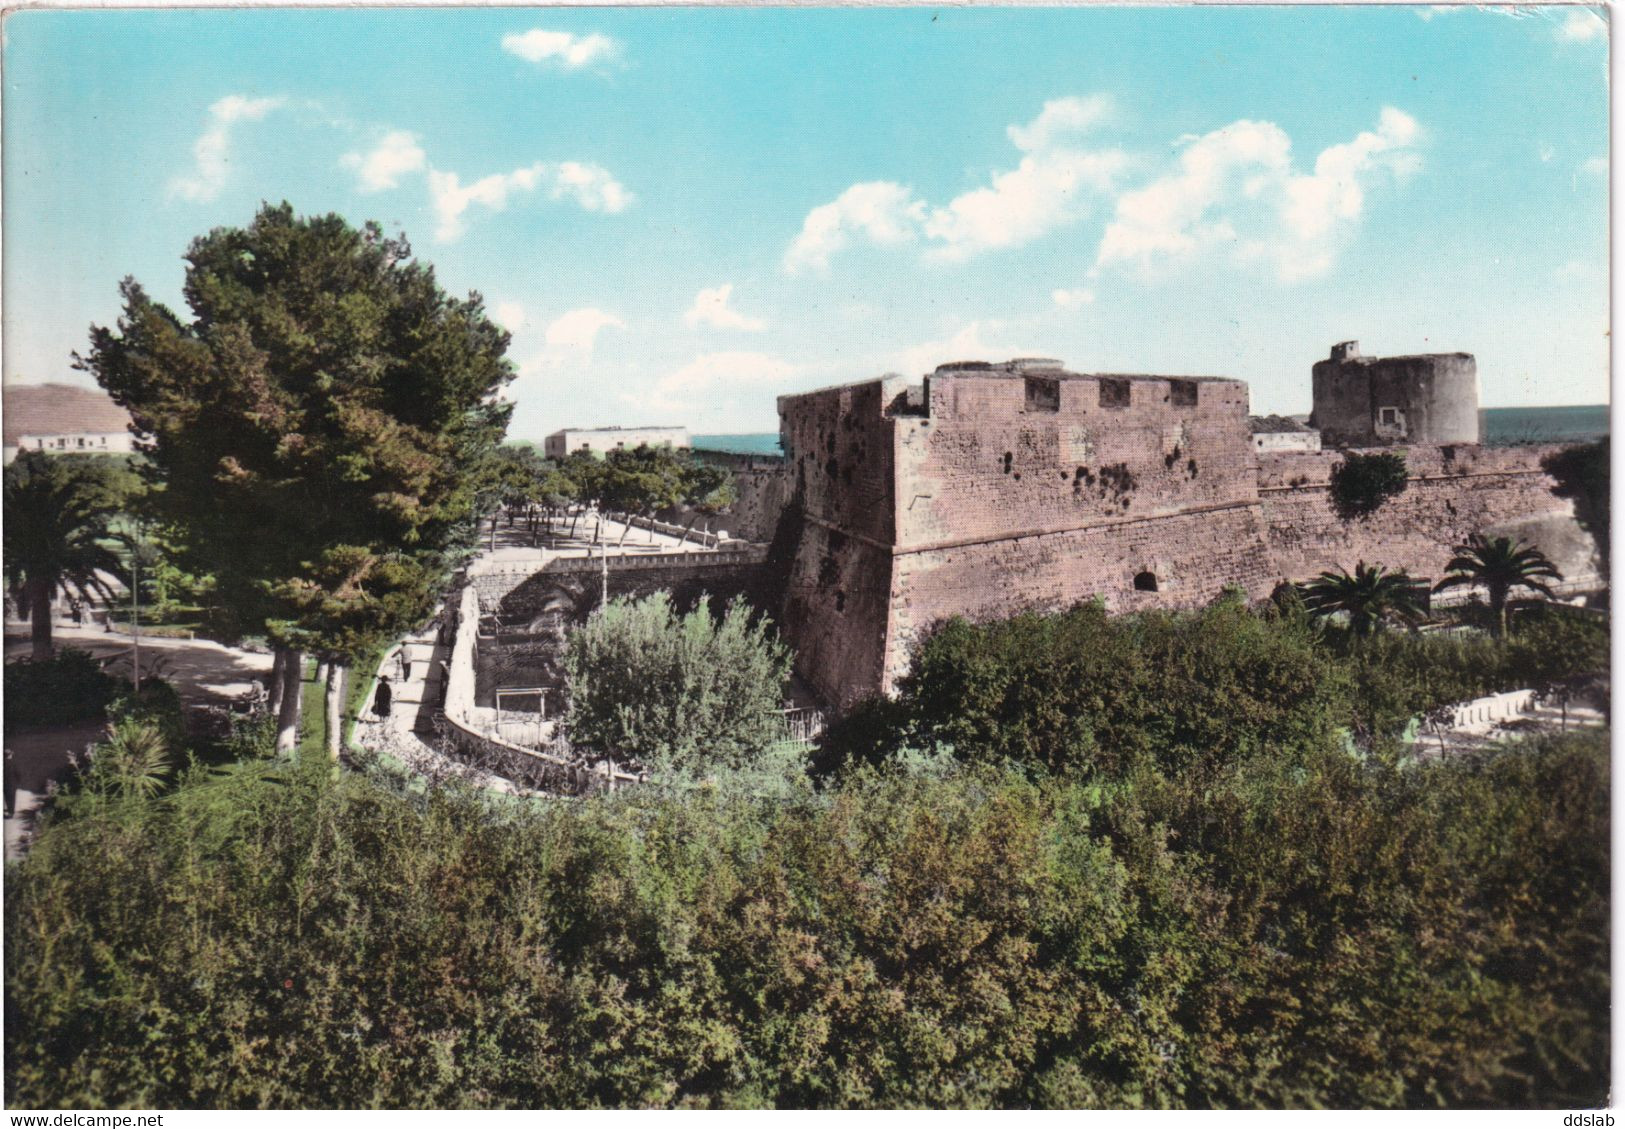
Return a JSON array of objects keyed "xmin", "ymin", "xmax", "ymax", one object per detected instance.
[
  {"xmin": 297, "ymin": 659, "xmax": 328, "ymax": 767},
  {"xmin": 291, "ymin": 647, "xmax": 393, "ymax": 767}
]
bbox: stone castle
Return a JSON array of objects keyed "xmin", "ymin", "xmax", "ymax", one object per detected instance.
[{"xmin": 711, "ymin": 344, "xmax": 1600, "ymax": 709}]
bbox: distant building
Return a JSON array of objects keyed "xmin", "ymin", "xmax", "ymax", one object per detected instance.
[
  {"xmin": 3, "ymin": 383, "xmax": 135, "ymax": 464},
  {"xmin": 543, "ymin": 426, "xmax": 691, "ymax": 460},
  {"xmin": 1248, "ymin": 414, "xmax": 1322, "ymax": 453}
]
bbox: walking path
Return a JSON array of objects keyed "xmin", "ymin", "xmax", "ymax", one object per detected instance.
[
  {"xmin": 4, "ymin": 620, "xmax": 275, "ymax": 859},
  {"xmin": 348, "ymin": 511, "xmax": 728, "ymax": 791}
]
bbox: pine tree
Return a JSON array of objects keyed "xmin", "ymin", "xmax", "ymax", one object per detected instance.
[{"xmin": 77, "ymin": 202, "xmax": 514, "ymax": 753}]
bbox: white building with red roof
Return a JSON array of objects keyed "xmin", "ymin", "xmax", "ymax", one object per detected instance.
[{"xmin": 2, "ymin": 383, "xmax": 136, "ymax": 464}]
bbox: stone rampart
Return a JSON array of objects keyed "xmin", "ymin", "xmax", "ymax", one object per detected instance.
[
  {"xmin": 681, "ymin": 451, "xmax": 795, "ymax": 543},
  {"xmin": 886, "ymin": 502, "xmax": 1279, "ymax": 695},
  {"xmin": 893, "ymin": 371, "xmax": 1256, "ymax": 550},
  {"xmin": 771, "ymin": 360, "xmax": 1602, "ymax": 710},
  {"xmin": 1258, "ymin": 445, "xmax": 1599, "ymax": 586}
]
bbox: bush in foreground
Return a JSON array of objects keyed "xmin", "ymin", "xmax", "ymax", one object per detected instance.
[
  {"xmin": 563, "ymin": 592, "xmax": 792, "ymax": 776},
  {"xmin": 4, "ymin": 727, "xmax": 1607, "ymax": 1109}
]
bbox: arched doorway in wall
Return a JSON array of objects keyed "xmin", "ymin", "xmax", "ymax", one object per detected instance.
[{"xmin": 1134, "ymin": 570, "xmax": 1159, "ymax": 592}]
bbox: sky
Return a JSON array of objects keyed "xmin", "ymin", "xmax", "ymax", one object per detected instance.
[{"xmin": 2, "ymin": 4, "xmax": 1611, "ymax": 439}]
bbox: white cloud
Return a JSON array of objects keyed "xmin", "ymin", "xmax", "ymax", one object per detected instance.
[
  {"xmin": 1006, "ymin": 94, "xmax": 1112, "ymax": 153},
  {"xmin": 507, "ymin": 306, "xmax": 626, "ymax": 382},
  {"xmin": 1096, "ymin": 106, "xmax": 1422, "ymax": 282},
  {"xmin": 1415, "ymin": 5, "xmax": 1465, "ymax": 20},
  {"xmin": 545, "ymin": 307, "xmax": 625, "ymax": 355},
  {"xmin": 1556, "ymin": 9, "xmax": 1607, "ymax": 42},
  {"xmin": 428, "ymin": 161, "xmax": 632, "ymax": 241},
  {"xmin": 492, "ymin": 301, "xmax": 529, "ymax": 332},
  {"xmin": 924, "ymin": 147, "xmax": 1127, "ymax": 261},
  {"xmin": 649, "ymin": 351, "xmax": 798, "ymax": 417},
  {"xmin": 169, "ymin": 94, "xmax": 285, "ymax": 202},
  {"xmin": 1052, "ymin": 288, "xmax": 1096, "ymax": 308},
  {"xmin": 550, "ymin": 161, "xmax": 633, "ymax": 213},
  {"xmin": 683, "ymin": 284, "xmax": 767, "ymax": 332},
  {"xmin": 501, "ymin": 28, "xmax": 620, "ymax": 68},
  {"xmin": 786, "ymin": 96, "xmax": 1126, "ymax": 270},
  {"xmin": 890, "ymin": 321, "xmax": 1030, "ymax": 378},
  {"xmin": 784, "ymin": 181, "xmax": 928, "ymax": 274},
  {"xmin": 341, "ymin": 129, "xmax": 427, "ymax": 193}
]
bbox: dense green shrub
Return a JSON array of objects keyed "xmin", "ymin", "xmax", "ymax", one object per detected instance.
[
  {"xmin": 4, "ymin": 729, "xmax": 1607, "ymax": 1108},
  {"xmin": 850, "ymin": 597, "xmax": 1347, "ymax": 780},
  {"xmin": 1320, "ymin": 610, "xmax": 1609, "ymax": 749},
  {"xmin": 1329, "ymin": 451, "xmax": 1408, "ymax": 519},
  {"xmin": 3, "ymin": 648, "xmax": 123, "ymax": 731},
  {"xmin": 563, "ymin": 592, "xmax": 792, "ymax": 775},
  {"xmin": 5, "ymin": 596, "xmax": 1609, "ymax": 1109}
]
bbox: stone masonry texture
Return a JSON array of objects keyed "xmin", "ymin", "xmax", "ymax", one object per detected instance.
[{"xmin": 770, "ymin": 361, "xmax": 1600, "ymax": 710}]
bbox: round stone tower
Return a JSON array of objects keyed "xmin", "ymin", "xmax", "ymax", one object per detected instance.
[{"xmin": 1309, "ymin": 340, "xmax": 1479, "ymax": 448}]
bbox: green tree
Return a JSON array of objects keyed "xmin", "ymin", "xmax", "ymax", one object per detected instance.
[
  {"xmin": 1299, "ymin": 562, "xmax": 1428, "ymax": 637},
  {"xmin": 563, "ymin": 591, "xmax": 792, "ymax": 775},
  {"xmin": 77, "ymin": 202, "xmax": 513, "ymax": 754},
  {"xmin": 2, "ymin": 452, "xmax": 129, "ymax": 659},
  {"xmin": 600, "ymin": 445, "xmax": 691, "ymax": 546},
  {"xmin": 677, "ymin": 459, "xmax": 736, "ymax": 544},
  {"xmin": 561, "ymin": 449, "xmax": 608, "ymax": 540},
  {"xmin": 535, "ymin": 459, "xmax": 581, "ymax": 537},
  {"xmin": 1329, "ymin": 451, "xmax": 1408, "ymax": 519},
  {"xmin": 1433, "ymin": 533, "xmax": 1563, "ymax": 638}
]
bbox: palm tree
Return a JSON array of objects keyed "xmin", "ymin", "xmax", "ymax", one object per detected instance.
[
  {"xmin": 1299, "ymin": 562, "xmax": 1429, "ymax": 637},
  {"xmin": 3, "ymin": 452, "xmax": 129, "ymax": 659},
  {"xmin": 1432, "ymin": 533, "xmax": 1563, "ymax": 638},
  {"xmin": 90, "ymin": 715, "xmax": 172, "ymax": 800}
]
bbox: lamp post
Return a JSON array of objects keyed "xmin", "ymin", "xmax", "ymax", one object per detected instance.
[{"xmin": 129, "ymin": 536, "xmax": 141, "ymax": 696}]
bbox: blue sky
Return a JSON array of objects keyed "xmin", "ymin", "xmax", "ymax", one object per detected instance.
[{"xmin": 3, "ymin": 5, "xmax": 1610, "ymax": 438}]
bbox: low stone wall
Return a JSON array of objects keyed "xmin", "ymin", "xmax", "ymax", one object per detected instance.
[
  {"xmin": 617, "ymin": 512, "xmax": 726, "ymax": 548},
  {"xmin": 470, "ymin": 545, "xmax": 772, "ymax": 621},
  {"xmin": 1448, "ymin": 689, "xmax": 1537, "ymax": 731}
]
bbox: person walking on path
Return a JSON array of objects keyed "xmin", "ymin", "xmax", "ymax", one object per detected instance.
[
  {"xmin": 397, "ymin": 649, "xmax": 412, "ymax": 683},
  {"xmin": 373, "ymin": 676, "xmax": 393, "ymax": 720},
  {"xmin": 3, "ymin": 749, "xmax": 16, "ymax": 819}
]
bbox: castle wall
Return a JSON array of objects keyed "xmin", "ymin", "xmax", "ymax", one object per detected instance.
[
  {"xmin": 769, "ymin": 359, "xmax": 1598, "ymax": 712},
  {"xmin": 779, "ymin": 521, "xmax": 894, "ymax": 708},
  {"xmin": 1258, "ymin": 445, "xmax": 1599, "ymax": 586},
  {"xmin": 709, "ymin": 454, "xmax": 795, "ymax": 543},
  {"xmin": 894, "ymin": 372, "xmax": 1257, "ymax": 550},
  {"xmin": 885, "ymin": 502, "xmax": 1279, "ymax": 694},
  {"xmin": 780, "ymin": 381, "xmax": 898, "ymax": 545}
]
